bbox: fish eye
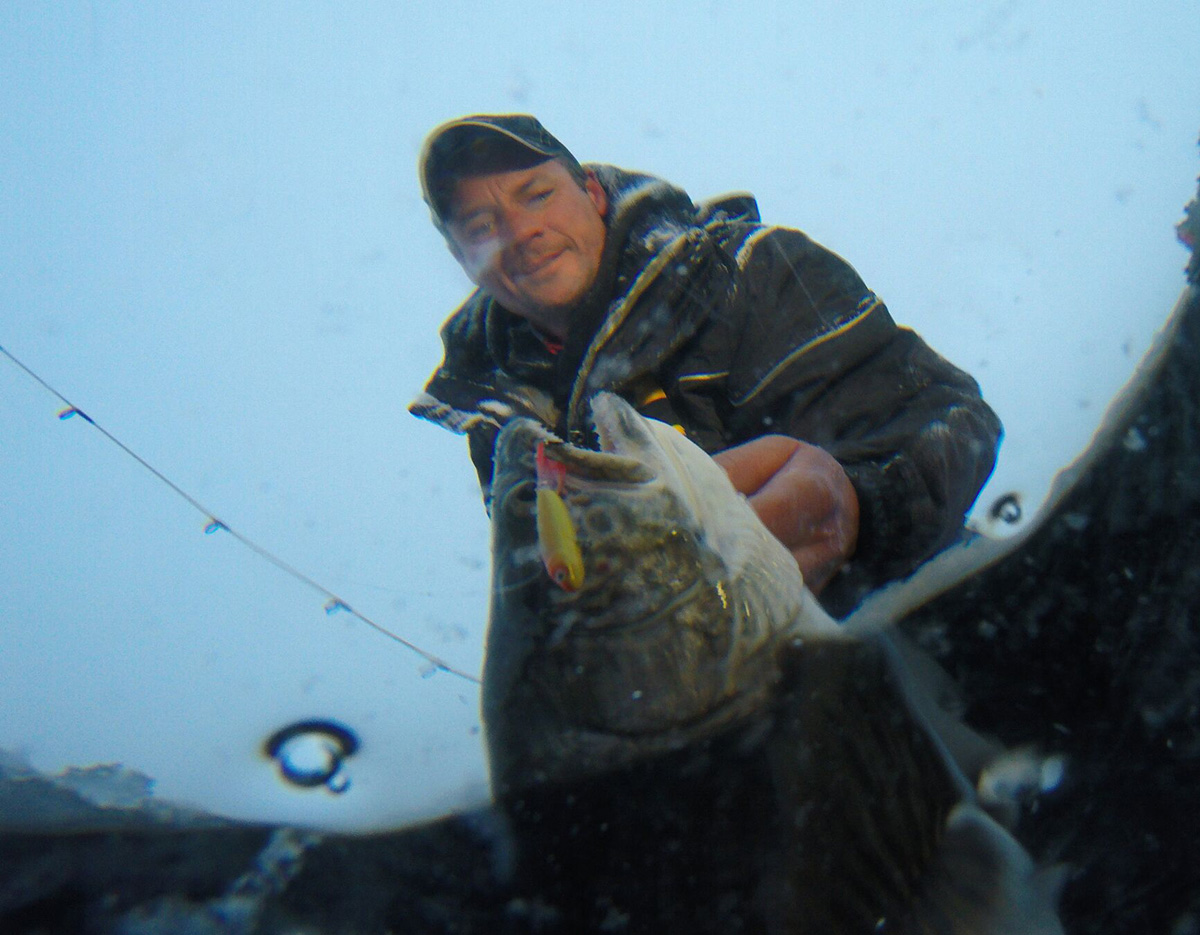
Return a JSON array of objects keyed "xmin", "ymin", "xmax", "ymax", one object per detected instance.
[{"xmin": 500, "ymin": 479, "xmax": 537, "ymax": 516}]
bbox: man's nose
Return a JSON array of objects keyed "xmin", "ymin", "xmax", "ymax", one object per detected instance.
[{"xmin": 503, "ymin": 207, "xmax": 543, "ymax": 246}]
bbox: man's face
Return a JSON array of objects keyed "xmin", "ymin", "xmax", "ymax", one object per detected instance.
[{"xmin": 445, "ymin": 159, "xmax": 608, "ymax": 335}]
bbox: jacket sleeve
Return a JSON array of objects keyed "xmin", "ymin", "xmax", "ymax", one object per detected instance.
[
  {"xmin": 722, "ymin": 227, "xmax": 1003, "ymax": 613},
  {"xmin": 408, "ymin": 296, "xmax": 560, "ymax": 513}
]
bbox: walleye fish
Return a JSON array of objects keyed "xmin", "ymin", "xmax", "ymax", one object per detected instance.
[{"xmin": 484, "ymin": 393, "xmax": 1063, "ymax": 934}]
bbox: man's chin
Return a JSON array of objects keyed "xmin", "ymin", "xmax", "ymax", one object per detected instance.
[
  {"xmin": 517, "ymin": 284, "xmax": 590, "ymax": 320},
  {"xmin": 499, "ymin": 264, "xmax": 597, "ymax": 326}
]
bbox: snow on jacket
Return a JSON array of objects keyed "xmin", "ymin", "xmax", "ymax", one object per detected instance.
[{"xmin": 410, "ymin": 165, "xmax": 1002, "ymax": 615}]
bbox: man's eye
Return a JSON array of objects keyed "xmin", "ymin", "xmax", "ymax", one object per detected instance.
[
  {"xmin": 528, "ymin": 189, "xmax": 552, "ymax": 204},
  {"xmin": 464, "ymin": 221, "xmax": 495, "ymax": 242}
]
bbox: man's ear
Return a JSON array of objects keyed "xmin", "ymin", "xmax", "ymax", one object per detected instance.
[{"xmin": 585, "ymin": 170, "xmax": 608, "ymax": 219}]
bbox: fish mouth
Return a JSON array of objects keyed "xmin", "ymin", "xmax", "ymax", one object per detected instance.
[
  {"xmin": 493, "ymin": 394, "xmax": 665, "ymax": 488},
  {"xmin": 590, "ymin": 392, "xmax": 658, "ymax": 459},
  {"xmin": 515, "ymin": 396, "xmax": 658, "ymax": 488},
  {"xmin": 539, "ymin": 437, "xmax": 653, "ymax": 487}
]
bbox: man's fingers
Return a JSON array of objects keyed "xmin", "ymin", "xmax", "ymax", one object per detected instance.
[
  {"xmin": 712, "ymin": 435, "xmax": 803, "ymax": 495},
  {"xmin": 715, "ymin": 435, "xmax": 860, "ymax": 592}
]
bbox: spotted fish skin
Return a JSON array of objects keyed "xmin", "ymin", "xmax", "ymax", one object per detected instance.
[{"xmin": 484, "ymin": 393, "xmax": 1063, "ymax": 934}]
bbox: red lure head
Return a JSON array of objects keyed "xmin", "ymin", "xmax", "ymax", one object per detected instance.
[{"xmin": 535, "ymin": 440, "xmax": 568, "ymax": 493}]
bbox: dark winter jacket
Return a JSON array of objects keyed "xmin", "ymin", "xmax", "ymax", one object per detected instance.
[{"xmin": 410, "ymin": 165, "xmax": 1002, "ymax": 615}]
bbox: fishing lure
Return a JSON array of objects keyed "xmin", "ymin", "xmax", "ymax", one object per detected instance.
[{"xmin": 535, "ymin": 441, "xmax": 584, "ymax": 592}]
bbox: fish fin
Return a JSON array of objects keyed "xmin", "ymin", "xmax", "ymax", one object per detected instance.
[
  {"xmin": 887, "ymin": 632, "xmax": 1007, "ymax": 792},
  {"xmin": 900, "ymin": 802, "xmax": 1066, "ymax": 935},
  {"xmin": 767, "ymin": 637, "xmax": 1063, "ymax": 935}
]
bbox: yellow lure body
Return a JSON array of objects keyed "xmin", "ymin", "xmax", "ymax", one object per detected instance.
[{"xmin": 536, "ymin": 484, "xmax": 584, "ymax": 592}]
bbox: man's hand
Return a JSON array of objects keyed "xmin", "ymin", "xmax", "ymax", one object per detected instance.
[{"xmin": 713, "ymin": 436, "xmax": 859, "ymax": 594}]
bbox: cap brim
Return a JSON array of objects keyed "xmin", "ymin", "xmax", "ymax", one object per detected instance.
[{"xmin": 419, "ymin": 118, "xmax": 557, "ymax": 214}]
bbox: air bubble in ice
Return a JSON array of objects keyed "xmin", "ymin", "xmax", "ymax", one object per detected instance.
[
  {"xmin": 989, "ymin": 493, "xmax": 1022, "ymax": 525},
  {"xmin": 264, "ymin": 720, "xmax": 359, "ymax": 794}
]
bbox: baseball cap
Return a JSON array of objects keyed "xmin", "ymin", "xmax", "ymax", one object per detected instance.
[{"xmin": 418, "ymin": 114, "xmax": 583, "ymax": 226}]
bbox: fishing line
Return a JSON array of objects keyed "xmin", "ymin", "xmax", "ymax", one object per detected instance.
[{"xmin": 0, "ymin": 343, "xmax": 481, "ymax": 686}]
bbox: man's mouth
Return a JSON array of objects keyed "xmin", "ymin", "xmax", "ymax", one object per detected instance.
[{"xmin": 513, "ymin": 249, "xmax": 565, "ymax": 280}]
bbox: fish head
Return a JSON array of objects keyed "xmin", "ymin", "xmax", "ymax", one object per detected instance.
[{"xmin": 484, "ymin": 392, "xmax": 833, "ymax": 793}]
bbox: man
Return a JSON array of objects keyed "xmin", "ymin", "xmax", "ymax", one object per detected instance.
[{"xmin": 410, "ymin": 114, "xmax": 1002, "ymax": 616}]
